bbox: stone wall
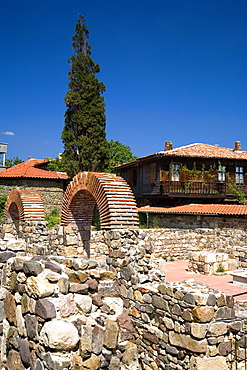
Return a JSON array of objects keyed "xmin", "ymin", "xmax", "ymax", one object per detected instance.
[
  {"xmin": 141, "ymin": 212, "xmax": 247, "ymax": 230},
  {"xmin": 0, "ymin": 236, "xmax": 246, "ymax": 369},
  {"xmin": 0, "ymin": 178, "xmax": 66, "ymax": 214},
  {"xmin": 1, "ymin": 220, "xmax": 247, "ymax": 266}
]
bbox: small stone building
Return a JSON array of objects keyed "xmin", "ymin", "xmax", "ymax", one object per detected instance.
[{"xmin": 0, "ymin": 159, "xmax": 69, "ymax": 213}]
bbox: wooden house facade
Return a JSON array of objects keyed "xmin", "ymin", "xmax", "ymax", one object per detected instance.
[{"xmin": 116, "ymin": 141, "xmax": 247, "ymax": 206}]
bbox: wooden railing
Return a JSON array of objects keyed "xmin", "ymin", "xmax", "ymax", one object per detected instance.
[{"xmin": 161, "ymin": 181, "xmax": 226, "ymax": 196}]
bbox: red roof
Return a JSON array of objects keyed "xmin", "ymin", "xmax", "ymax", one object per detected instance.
[
  {"xmin": 25, "ymin": 158, "xmax": 49, "ymax": 167},
  {"xmin": 161, "ymin": 143, "xmax": 247, "ymax": 160},
  {"xmin": 138, "ymin": 204, "xmax": 247, "ymax": 216},
  {"xmin": 116, "ymin": 143, "xmax": 247, "ymax": 168},
  {"xmin": 0, "ymin": 161, "xmax": 68, "ymax": 179}
]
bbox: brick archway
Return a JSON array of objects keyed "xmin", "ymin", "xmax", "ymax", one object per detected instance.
[
  {"xmin": 61, "ymin": 172, "xmax": 138, "ymax": 229},
  {"xmin": 5, "ymin": 189, "xmax": 45, "ymax": 221}
]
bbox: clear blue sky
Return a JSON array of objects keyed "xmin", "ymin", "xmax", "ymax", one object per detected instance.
[{"xmin": 1, "ymin": 0, "xmax": 247, "ymax": 161}]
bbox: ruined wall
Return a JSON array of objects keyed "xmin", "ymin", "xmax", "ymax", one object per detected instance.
[
  {"xmin": 2, "ymin": 220, "xmax": 247, "ymax": 266},
  {"xmin": 0, "ymin": 234, "xmax": 246, "ymax": 369}
]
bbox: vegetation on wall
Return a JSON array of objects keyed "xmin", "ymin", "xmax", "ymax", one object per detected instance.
[
  {"xmin": 0, "ymin": 195, "xmax": 7, "ymax": 221},
  {"xmin": 61, "ymin": 14, "xmax": 109, "ymax": 177},
  {"xmin": 45, "ymin": 209, "xmax": 60, "ymax": 229}
]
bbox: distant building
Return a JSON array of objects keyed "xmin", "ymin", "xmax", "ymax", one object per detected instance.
[
  {"xmin": 0, "ymin": 143, "xmax": 8, "ymax": 171},
  {"xmin": 0, "ymin": 158, "xmax": 69, "ymax": 213},
  {"xmin": 116, "ymin": 141, "xmax": 247, "ymax": 206}
]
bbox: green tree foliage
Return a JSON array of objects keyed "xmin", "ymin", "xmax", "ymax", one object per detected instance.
[
  {"xmin": 1, "ymin": 157, "xmax": 23, "ymax": 168},
  {"xmin": 61, "ymin": 15, "xmax": 109, "ymax": 177},
  {"xmin": 107, "ymin": 140, "xmax": 137, "ymax": 172},
  {"xmin": 47, "ymin": 157, "xmax": 67, "ymax": 173}
]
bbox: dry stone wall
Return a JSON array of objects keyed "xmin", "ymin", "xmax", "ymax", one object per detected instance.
[
  {"xmin": 2, "ymin": 220, "xmax": 247, "ymax": 262},
  {"xmin": 0, "ymin": 233, "xmax": 246, "ymax": 369}
]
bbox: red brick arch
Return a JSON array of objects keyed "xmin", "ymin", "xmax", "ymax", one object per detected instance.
[
  {"xmin": 5, "ymin": 189, "xmax": 45, "ymax": 221},
  {"xmin": 61, "ymin": 172, "xmax": 138, "ymax": 229}
]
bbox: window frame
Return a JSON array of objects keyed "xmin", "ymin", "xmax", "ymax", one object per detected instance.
[{"xmin": 235, "ymin": 166, "xmax": 244, "ymax": 185}]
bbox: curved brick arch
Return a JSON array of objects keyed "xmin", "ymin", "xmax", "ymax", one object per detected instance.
[
  {"xmin": 61, "ymin": 172, "xmax": 138, "ymax": 229},
  {"xmin": 5, "ymin": 189, "xmax": 45, "ymax": 221}
]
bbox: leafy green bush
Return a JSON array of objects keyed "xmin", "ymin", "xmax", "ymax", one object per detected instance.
[
  {"xmin": 216, "ymin": 262, "xmax": 225, "ymax": 273},
  {"xmin": 0, "ymin": 195, "xmax": 7, "ymax": 221},
  {"xmin": 45, "ymin": 209, "xmax": 60, "ymax": 229}
]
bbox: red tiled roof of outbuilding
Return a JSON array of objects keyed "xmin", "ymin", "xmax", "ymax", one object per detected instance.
[
  {"xmin": 0, "ymin": 161, "xmax": 68, "ymax": 179},
  {"xmin": 138, "ymin": 204, "xmax": 247, "ymax": 216}
]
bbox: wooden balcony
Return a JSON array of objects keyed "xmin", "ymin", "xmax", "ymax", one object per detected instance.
[{"xmin": 160, "ymin": 181, "xmax": 226, "ymax": 198}]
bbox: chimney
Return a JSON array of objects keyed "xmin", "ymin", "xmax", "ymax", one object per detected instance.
[
  {"xmin": 165, "ymin": 141, "xmax": 173, "ymax": 151},
  {"xmin": 234, "ymin": 141, "xmax": 241, "ymax": 151}
]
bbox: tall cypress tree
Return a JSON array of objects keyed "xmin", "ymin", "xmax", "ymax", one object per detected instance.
[{"xmin": 62, "ymin": 15, "xmax": 109, "ymax": 177}]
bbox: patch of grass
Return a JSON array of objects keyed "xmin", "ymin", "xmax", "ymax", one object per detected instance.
[
  {"xmin": 216, "ymin": 262, "xmax": 225, "ymax": 273},
  {"xmin": 169, "ymin": 257, "xmax": 175, "ymax": 262},
  {"xmin": 45, "ymin": 209, "xmax": 60, "ymax": 229}
]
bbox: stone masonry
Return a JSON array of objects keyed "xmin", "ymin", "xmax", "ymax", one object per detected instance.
[{"xmin": 0, "ymin": 229, "xmax": 246, "ymax": 369}]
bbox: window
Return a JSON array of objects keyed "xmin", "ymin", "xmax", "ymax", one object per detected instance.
[
  {"xmin": 218, "ymin": 165, "xmax": 226, "ymax": 182},
  {"xmin": 236, "ymin": 166, "xmax": 244, "ymax": 185},
  {"xmin": 171, "ymin": 164, "xmax": 180, "ymax": 181},
  {"xmin": 151, "ymin": 163, "xmax": 156, "ymax": 184}
]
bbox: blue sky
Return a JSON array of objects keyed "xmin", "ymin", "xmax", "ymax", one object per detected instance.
[{"xmin": 1, "ymin": 0, "xmax": 247, "ymax": 161}]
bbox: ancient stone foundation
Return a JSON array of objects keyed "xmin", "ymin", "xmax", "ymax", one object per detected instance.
[{"xmin": 0, "ymin": 229, "xmax": 247, "ymax": 369}]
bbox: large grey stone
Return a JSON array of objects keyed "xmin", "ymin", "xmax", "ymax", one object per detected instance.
[
  {"xmin": 169, "ymin": 331, "xmax": 207, "ymax": 353},
  {"xmin": 190, "ymin": 355, "xmax": 228, "ymax": 369},
  {"xmin": 18, "ymin": 338, "xmax": 31, "ymax": 367},
  {"xmin": 25, "ymin": 314, "xmax": 38, "ymax": 340},
  {"xmin": 23, "ymin": 260, "xmax": 43, "ymax": 276},
  {"xmin": 0, "ymin": 251, "xmax": 16, "ymax": 262},
  {"xmin": 43, "ymin": 352, "xmax": 72, "ymax": 370},
  {"xmin": 40, "ymin": 320, "xmax": 79, "ymax": 350},
  {"xmin": 35, "ymin": 298, "xmax": 56, "ymax": 319},
  {"xmin": 152, "ymin": 295, "xmax": 169, "ymax": 311},
  {"xmin": 215, "ymin": 307, "xmax": 235, "ymax": 320},
  {"xmin": 207, "ymin": 322, "xmax": 229, "ymax": 337}
]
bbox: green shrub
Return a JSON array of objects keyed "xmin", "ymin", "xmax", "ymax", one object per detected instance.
[
  {"xmin": 45, "ymin": 209, "xmax": 60, "ymax": 229},
  {"xmin": 0, "ymin": 195, "xmax": 7, "ymax": 221},
  {"xmin": 216, "ymin": 262, "xmax": 225, "ymax": 273}
]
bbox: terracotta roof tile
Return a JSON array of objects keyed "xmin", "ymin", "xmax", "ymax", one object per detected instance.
[
  {"xmin": 138, "ymin": 204, "xmax": 247, "ymax": 216},
  {"xmin": 25, "ymin": 159, "xmax": 49, "ymax": 167},
  {"xmin": 0, "ymin": 162, "xmax": 68, "ymax": 179},
  {"xmin": 161, "ymin": 143, "xmax": 247, "ymax": 159},
  {"xmin": 116, "ymin": 143, "xmax": 247, "ymax": 168}
]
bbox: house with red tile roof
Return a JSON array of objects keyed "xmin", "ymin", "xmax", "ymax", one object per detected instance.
[
  {"xmin": 0, "ymin": 159, "xmax": 69, "ymax": 213},
  {"xmin": 116, "ymin": 141, "xmax": 247, "ymax": 207}
]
